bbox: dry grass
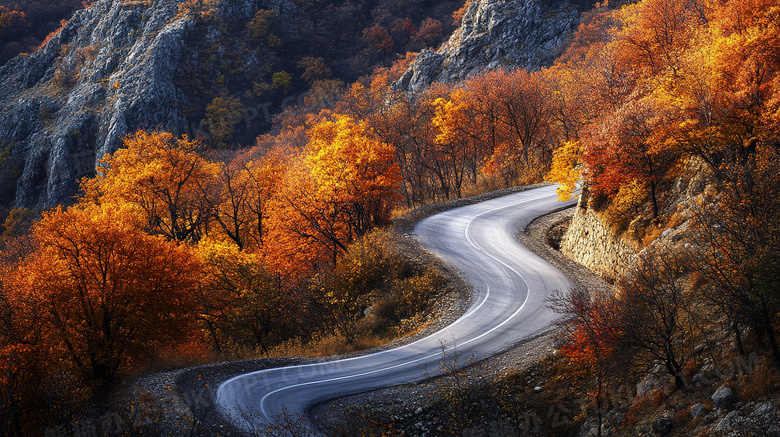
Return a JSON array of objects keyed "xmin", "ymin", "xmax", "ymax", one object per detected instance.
[
  {"xmin": 734, "ymin": 356, "xmax": 780, "ymax": 400},
  {"xmin": 265, "ymin": 332, "xmax": 397, "ymax": 358}
]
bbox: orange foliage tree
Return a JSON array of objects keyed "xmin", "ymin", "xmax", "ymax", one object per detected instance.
[
  {"xmin": 267, "ymin": 115, "xmax": 400, "ymax": 273},
  {"xmin": 550, "ymin": 287, "xmax": 621, "ymax": 436},
  {"xmin": 582, "ymin": 98, "xmax": 680, "ymax": 218},
  {"xmin": 82, "ymin": 131, "xmax": 219, "ymax": 243},
  {"xmin": 6, "ymin": 204, "xmax": 201, "ymax": 388},
  {"xmin": 431, "ymin": 69, "xmax": 557, "ymax": 189},
  {"xmin": 206, "ymin": 148, "xmax": 287, "ymax": 251}
]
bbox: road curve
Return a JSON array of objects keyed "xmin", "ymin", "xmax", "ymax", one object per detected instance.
[{"xmin": 216, "ymin": 185, "xmax": 576, "ymax": 432}]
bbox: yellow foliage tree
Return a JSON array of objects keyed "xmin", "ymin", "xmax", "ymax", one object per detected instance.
[
  {"xmin": 81, "ymin": 130, "xmax": 219, "ymax": 242},
  {"xmin": 267, "ymin": 114, "xmax": 401, "ymax": 274},
  {"xmin": 547, "ymin": 139, "xmax": 582, "ymax": 201}
]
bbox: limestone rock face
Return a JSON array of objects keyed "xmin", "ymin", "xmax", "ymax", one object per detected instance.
[
  {"xmin": 0, "ymin": 0, "xmax": 190, "ymax": 209},
  {"xmin": 0, "ymin": 0, "xmax": 286, "ymax": 209},
  {"xmin": 395, "ymin": 0, "xmax": 592, "ymax": 92}
]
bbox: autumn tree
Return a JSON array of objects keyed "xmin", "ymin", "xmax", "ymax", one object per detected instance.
[
  {"xmin": 247, "ymin": 9, "xmax": 278, "ymax": 41},
  {"xmin": 615, "ymin": 247, "xmax": 700, "ymax": 389},
  {"xmin": 582, "ymin": 98, "xmax": 680, "ymax": 218},
  {"xmin": 196, "ymin": 239, "xmax": 294, "ymax": 355},
  {"xmin": 386, "ymin": 91, "xmax": 446, "ymax": 204},
  {"xmin": 343, "ymin": 77, "xmax": 467, "ymax": 204},
  {"xmin": 298, "ymin": 56, "xmax": 331, "ymax": 85},
  {"xmin": 6, "ymin": 204, "xmax": 200, "ymax": 389},
  {"xmin": 334, "ymin": 53, "xmax": 456, "ymax": 205},
  {"xmin": 311, "ymin": 236, "xmax": 385, "ymax": 343},
  {"xmin": 272, "ymin": 71, "xmax": 292, "ymax": 95},
  {"xmin": 451, "ymin": 0, "xmax": 471, "ymax": 25},
  {"xmin": 306, "ymin": 114, "xmax": 401, "ymax": 235},
  {"xmin": 553, "ymin": 245, "xmax": 700, "ymax": 399},
  {"xmin": 617, "ymin": 0, "xmax": 703, "ymax": 78},
  {"xmin": 0, "ymin": 0, "xmax": 88, "ymax": 64},
  {"xmin": 691, "ymin": 143, "xmax": 780, "ymax": 366},
  {"xmin": 547, "ymin": 139, "xmax": 582, "ymax": 201},
  {"xmin": 82, "ymin": 130, "xmax": 218, "ymax": 243},
  {"xmin": 431, "ymin": 89, "xmax": 477, "ymax": 197},
  {"xmin": 550, "ymin": 287, "xmax": 622, "ymax": 437},
  {"xmin": 205, "ymin": 149, "xmax": 287, "ymax": 252},
  {"xmin": 267, "ymin": 115, "xmax": 400, "ymax": 273},
  {"xmin": 412, "ymin": 18, "xmax": 443, "ymax": 47},
  {"xmin": 431, "ymin": 69, "xmax": 557, "ymax": 188},
  {"xmin": 0, "ymin": 7, "xmax": 25, "ymax": 40},
  {"xmin": 362, "ymin": 24, "xmax": 394, "ymax": 56},
  {"xmin": 0, "ymin": 252, "xmax": 48, "ymax": 436},
  {"xmin": 206, "ymin": 94, "xmax": 244, "ymax": 148}
]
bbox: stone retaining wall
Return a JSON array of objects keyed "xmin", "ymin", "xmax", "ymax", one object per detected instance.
[{"xmin": 560, "ymin": 198, "xmax": 637, "ymax": 284}]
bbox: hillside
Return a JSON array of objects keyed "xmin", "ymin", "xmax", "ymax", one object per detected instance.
[
  {"xmin": 0, "ymin": 0, "xmax": 463, "ymax": 210},
  {"xmin": 0, "ymin": 0, "xmax": 88, "ymax": 65},
  {"xmin": 0, "ymin": 0, "xmax": 779, "ymax": 435}
]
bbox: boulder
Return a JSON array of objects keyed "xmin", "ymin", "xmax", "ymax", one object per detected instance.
[
  {"xmin": 690, "ymin": 403, "xmax": 707, "ymax": 418},
  {"xmin": 711, "ymin": 386, "xmax": 736, "ymax": 410}
]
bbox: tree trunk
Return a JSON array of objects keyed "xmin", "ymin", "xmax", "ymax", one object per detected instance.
[{"xmin": 733, "ymin": 319, "xmax": 745, "ymax": 356}]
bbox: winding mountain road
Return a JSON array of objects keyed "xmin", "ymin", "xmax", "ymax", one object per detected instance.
[{"xmin": 216, "ymin": 185, "xmax": 576, "ymax": 432}]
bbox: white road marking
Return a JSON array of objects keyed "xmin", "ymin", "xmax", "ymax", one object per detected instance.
[{"xmin": 218, "ymin": 191, "xmax": 560, "ymax": 424}]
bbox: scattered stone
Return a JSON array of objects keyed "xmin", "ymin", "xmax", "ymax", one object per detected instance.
[
  {"xmin": 578, "ymin": 418, "xmax": 600, "ymax": 437},
  {"xmin": 652, "ymin": 417, "xmax": 673, "ymax": 435},
  {"xmin": 607, "ymin": 411, "xmax": 624, "ymax": 426},
  {"xmin": 636, "ymin": 367, "xmax": 676, "ymax": 397},
  {"xmin": 415, "ymin": 407, "xmax": 423, "ymax": 415},
  {"xmin": 711, "ymin": 386, "xmax": 736, "ymax": 410},
  {"xmin": 533, "ymin": 386, "xmax": 542, "ymax": 391},
  {"xmin": 690, "ymin": 403, "xmax": 707, "ymax": 418}
]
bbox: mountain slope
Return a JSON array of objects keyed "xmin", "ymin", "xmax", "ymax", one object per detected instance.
[
  {"xmin": 0, "ymin": 0, "xmax": 461, "ymax": 210},
  {"xmin": 0, "ymin": 0, "xmax": 199, "ymax": 209},
  {"xmin": 396, "ymin": 0, "xmax": 595, "ymax": 92}
]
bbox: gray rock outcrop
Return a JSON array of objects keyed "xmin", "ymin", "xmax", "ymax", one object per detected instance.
[
  {"xmin": 652, "ymin": 417, "xmax": 673, "ymax": 435},
  {"xmin": 0, "ymin": 0, "xmax": 285, "ymax": 210},
  {"xmin": 691, "ymin": 403, "xmax": 707, "ymax": 418},
  {"xmin": 395, "ymin": 0, "xmax": 593, "ymax": 92},
  {"xmin": 0, "ymin": 0, "xmax": 196, "ymax": 209}
]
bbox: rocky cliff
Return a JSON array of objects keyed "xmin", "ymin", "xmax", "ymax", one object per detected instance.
[
  {"xmin": 0, "ymin": 0, "xmax": 187, "ymax": 209},
  {"xmin": 395, "ymin": 0, "xmax": 594, "ymax": 92},
  {"xmin": 0, "ymin": 0, "xmax": 286, "ymax": 210},
  {"xmin": 560, "ymin": 158, "xmax": 716, "ymax": 284}
]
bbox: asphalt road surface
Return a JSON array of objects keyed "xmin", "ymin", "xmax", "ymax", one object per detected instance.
[{"xmin": 216, "ymin": 185, "xmax": 577, "ymax": 433}]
